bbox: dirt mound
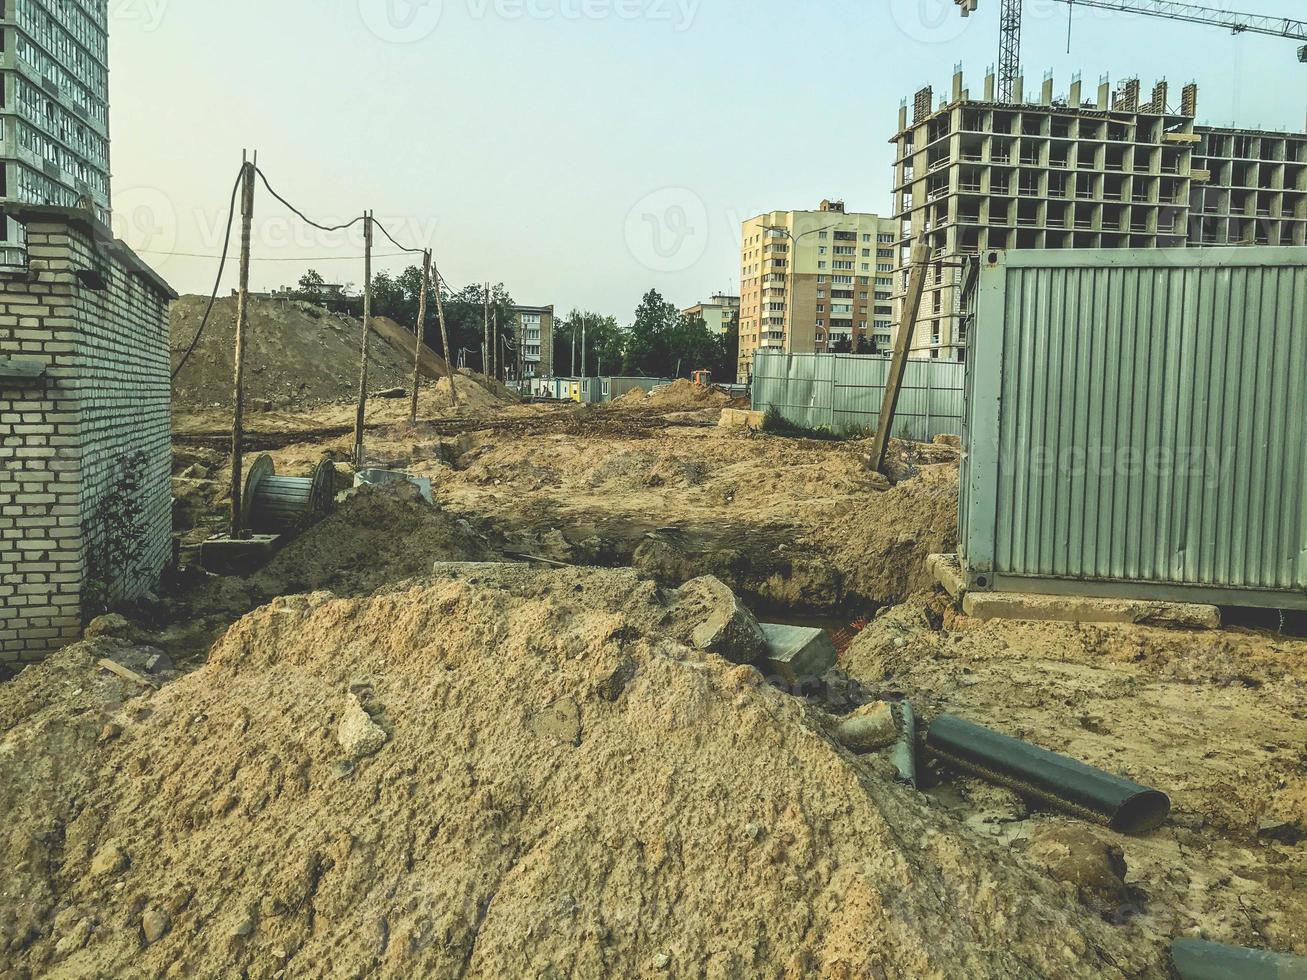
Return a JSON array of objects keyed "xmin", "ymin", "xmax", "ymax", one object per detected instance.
[
  {"xmin": 642, "ymin": 379, "xmax": 732, "ymax": 410},
  {"xmin": 1, "ymin": 565, "xmax": 1161, "ymax": 977},
  {"xmin": 171, "ymin": 296, "xmax": 418, "ymax": 411}
]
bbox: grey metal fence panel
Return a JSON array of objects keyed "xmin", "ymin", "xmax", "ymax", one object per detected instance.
[
  {"xmin": 752, "ymin": 352, "xmax": 964, "ymax": 440},
  {"xmin": 962, "ymin": 246, "xmax": 1307, "ymax": 611}
]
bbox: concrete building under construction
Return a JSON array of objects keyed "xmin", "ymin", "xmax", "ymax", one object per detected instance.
[{"xmin": 891, "ymin": 70, "xmax": 1307, "ymax": 359}]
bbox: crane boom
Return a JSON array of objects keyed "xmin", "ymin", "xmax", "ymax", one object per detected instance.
[{"xmin": 956, "ymin": 0, "xmax": 1307, "ymax": 104}]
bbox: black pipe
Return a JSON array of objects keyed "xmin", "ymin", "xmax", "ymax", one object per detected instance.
[
  {"xmin": 925, "ymin": 714, "xmax": 1170, "ymax": 834},
  {"xmin": 1172, "ymin": 938, "xmax": 1307, "ymax": 979}
]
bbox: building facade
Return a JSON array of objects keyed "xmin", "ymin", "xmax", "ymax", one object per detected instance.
[
  {"xmin": 738, "ymin": 201, "xmax": 898, "ymax": 382},
  {"xmin": 0, "ymin": 206, "xmax": 175, "ymax": 664},
  {"xmin": 891, "ymin": 71, "xmax": 1306, "ymax": 360},
  {"xmin": 681, "ymin": 293, "xmax": 740, "ymax": 335},
  {"xmin": 0, "ymin": 0, "xmax": 111, "ymax": 268},
  {"xmin": 513, "ymin": 304, "xmax": 554, "ymax": 378}
]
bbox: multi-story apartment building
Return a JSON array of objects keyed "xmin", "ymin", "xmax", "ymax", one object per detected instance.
[
  {"xmin": 681, "ymin": 293, "xmax": 740, "ymax": 335},
  {"xmin": 891, "ymin": 70, "xmax": 1307, "ymax": 360},
  {"xmin": 513, "ymin": 304, "xmax": 554, "ymax": 378},
  {"xmin": 0, "ymin": 0, "xmax": 111, "ymax": 267},
  {"xmin": 738, "ymin": 201, "xmax": 898, "ymax": 381}
]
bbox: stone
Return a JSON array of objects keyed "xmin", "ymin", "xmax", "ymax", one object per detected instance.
[
  {"xmin": 337, "ymin": 694, "xmax": 388, "ymax": 759},
  {"xmin": 53, "ymin": 917, "xmax": 93, "ymax": 957},
  {"xmin": 927, "ymin": 553, "xmax": 966, "ymax": 599},
  {"xmin": 354, "ymin": 468, "xmax": 434, "ymax": 504},
  {"xmin": 144, "ymin": 651, "xmax": 175, "ymax": 675},
  {"xmin": 89, "ymin": 842, "xmax": 128, "ymax": 877},
  {"xmin": 84, "ymin": 613, "xmax": 131, "ymax": 640},
  {"xmin": 1026, "ymin": 823, "xmax": 1129, "ymax": 910},
  {"xmin": 529, "ymin": 698, "xmax": 582, "ymax": 746},
  {"xmin": 1257, "ymin": 818, "xmax": 1305, "ymax": 844},
  {"xmin": 933, "ymin": 434, "xmax": 963, "ymax": 449},
  {"xmin": 961, "ymin": 591, "xmax": 1221, "ymax": 630},
  {"xmin": 678, "ymin": 576, "xmax": 767, "ymax": 666},
  {"xmin": 717, "ymin": 408, "xmax": 765, "ymax": 432},
  {"xmin": 758, "ymin": 623, "xmax": 838, "ymax": 684},
  {"xmin": 596, "ymin": 657, "xmax": 636, "ymax": 702},
  {"xmin": 141, "ymin": 907, "xmax": 170, "ymax": 945},
  {"xmin": 834, "ymin": 702, "xmax": 898, "ymax": 753}
]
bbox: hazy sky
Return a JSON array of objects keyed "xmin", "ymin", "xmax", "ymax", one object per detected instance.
[{"xmin": 109, "ymin": 0, "xmax": 1306, "ymax": 318}]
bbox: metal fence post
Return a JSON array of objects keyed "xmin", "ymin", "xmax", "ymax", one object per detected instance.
[{"xmin": 924, "ymin": 360, "xmax": 933, "ymax": 442}]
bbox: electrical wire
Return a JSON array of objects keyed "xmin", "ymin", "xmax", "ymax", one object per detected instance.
[
  {"xmin": 372, "ymin": 216, "xmax": 426, "ymax": 255},
  {"xmin": 253, "ymin": 166, "xmax": 364, "ymax": 233},
  {"xmin": 139, "ymin": 248, "xmax": 412, "ymax": 262},
  {"xmin": 170, "ymin": 165, "xmax": 243, "ymax": 381}
]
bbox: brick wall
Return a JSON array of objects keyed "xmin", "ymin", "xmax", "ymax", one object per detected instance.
[{"xmin": 0, "ymin": 206, "xmax": 175, "ymax": 664}]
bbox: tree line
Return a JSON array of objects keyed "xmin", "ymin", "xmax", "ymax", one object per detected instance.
[{"xmin": 295, "ymin": 269, "xmax": 739, "ymax": 381}]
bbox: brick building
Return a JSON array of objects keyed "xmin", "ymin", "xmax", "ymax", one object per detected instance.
[{"xmin": 0, "ymin": 204, "xmax": 175, "ymax": 664}]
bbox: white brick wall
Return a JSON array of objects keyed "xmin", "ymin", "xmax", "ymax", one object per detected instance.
[{"xmin": 0, "ymin": 211, "xmax": 174, "ymax": 663}]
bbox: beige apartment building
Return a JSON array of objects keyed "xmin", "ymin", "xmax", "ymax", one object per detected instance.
[
  {"xmin": 681, "ymin": 293, "xmax": 740, "ymax": 334},
  {"xmin": 738, "ymin": 201, "xmax": 898, "ymax": 382}
]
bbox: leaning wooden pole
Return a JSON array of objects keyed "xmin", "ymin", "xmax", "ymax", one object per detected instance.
[
  {"xmin": 432, "ymin": 257, "xmax": 458, "ymax": 409},
  {"xmin": 353, "ymin": 211, "xmax": 374, "ymax": 468},
  {"xmin": 868, "ymin": 240, "xmax": 930, "ymax": 475},
  {"xmin": 228, "ymin": 152, "xmax": 257, "ymax": 539},
  {"xmin": 482, "ymin": 282, "xmax": 490, "ymax": 377},
  {"xmin": 409, "ymin": 249, "xmax": 431, "ymax": 425}
]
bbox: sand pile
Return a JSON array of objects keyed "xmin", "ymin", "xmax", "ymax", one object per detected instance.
[
  {"xmin": 642, "ymin": 380, "xmax": 732, "ymax": 410},
  {"xmin": 1, "ymin": 564, "xmax": 1160, "ymax": 977},
  {"xmin": 418, "ymin": 374, "xmax": 509, "ymax": 414},
  {"xmin": 171, "ymin": 296, "xmax": 417, "ymax": 411}
]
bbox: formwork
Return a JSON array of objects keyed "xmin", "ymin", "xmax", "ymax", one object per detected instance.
[
  {"xmin": 961, "ymin": 247, "xmax": 1307, "ymax": 610},
  {"xmin": 751, "ymin": 352, "xmax": 964, "ymax": 441}
]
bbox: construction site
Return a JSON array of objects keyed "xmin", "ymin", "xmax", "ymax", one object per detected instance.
[{"xmin": 2, "ymin": 1, "xmax": 1307, "ymax": 978}]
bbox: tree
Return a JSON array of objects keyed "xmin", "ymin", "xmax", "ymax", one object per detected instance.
[
  {"xmin": 623, "ymin": 289, "xmax": 679, "ymax": 376},
  {"xmin": 555, "ymin": 310, "xmax": 625, "ymax": 377},
  {"xmin": 710, "ymin": 309, "xmax": 740, "ymax": 381},
  {"xmin": 297, "ymin": 269, "xmax": 325, "ymax": 297}
]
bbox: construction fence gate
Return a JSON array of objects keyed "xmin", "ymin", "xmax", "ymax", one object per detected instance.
[{"xmin": 750, "ymin": 351, "xmax": 965, "ymax": 442}]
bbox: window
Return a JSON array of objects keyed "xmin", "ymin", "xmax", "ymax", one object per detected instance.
[
  {"xmin": 818, "ymin": 261, "xmax": 827, "ymax": 269},
  {"xmin": 862, "ymin": 234, "xmax": 872, "ymax": 242},
  {"xmin": 862, "ymin": 249, "xmax": 871, "ymax": 257},
  {"xmin": 861, "ymin": 263, "xmax": 870, "ymax": 272},
  {"xmin": 878, "ymin": 233, "xmax": 895, "ymax": 243},
  {"xmin": 833, "ymin": 260, "xmax": 853, "ymax": 270},
  {"xmin": 877, "ymin": 263, "xmax": 893, "ymax": 272},
  {"xmin": 818, "ymin": 230, "xmax": 828, "ymax": 240}
]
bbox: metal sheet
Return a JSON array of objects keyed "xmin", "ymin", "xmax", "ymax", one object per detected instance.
[
  {"xmin": 961, "ymin": 247, "xmax": 1307, "ymax": 610},
  {"xmin": 751, "ymin": 352, "xmax": 964, "ymax": 441}
]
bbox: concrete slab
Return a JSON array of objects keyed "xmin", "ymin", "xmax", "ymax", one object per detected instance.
[
  {"xmin": 961, "ymin": 591, "xmax": 1221, "ymax": 630},
  {"xmin": 758, "ymin": 623, "xmax": 838, "ymax": 683},
  {"xmin": 927, "ymin": 553, "xmax": 966, "ymax": 599},
  {"xmin": 718, "ymin": 408, "xmax": 765, "ymax": 432},
  {"xmin": 199, "ymin": 534, "xmax": 284, "ymax": 576},
  {"xmin": 354, "ymin": 468, "xmax": 434, "ymax": 504}
]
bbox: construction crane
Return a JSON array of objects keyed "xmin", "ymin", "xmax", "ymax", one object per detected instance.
[{"xmin": 954, "ymin": 0, "xmax": 1307, "ymax": 103}]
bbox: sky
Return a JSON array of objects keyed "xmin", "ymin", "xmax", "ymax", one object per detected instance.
[{"xmin": 108, "ymin": 0, "xmax": 1306, "ymax": 320}]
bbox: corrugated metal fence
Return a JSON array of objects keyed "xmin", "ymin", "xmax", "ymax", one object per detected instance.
[{"xmin": 751, "ymin": 352, "xmax": 965, "ymax": 441}]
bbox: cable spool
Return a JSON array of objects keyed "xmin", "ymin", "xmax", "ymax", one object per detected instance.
[{"xmin": 241, "ymin": 454, "xmax": 336, "ymax": 534}]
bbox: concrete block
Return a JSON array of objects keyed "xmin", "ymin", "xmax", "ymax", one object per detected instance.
[
  {"xmin": 758, "ymin": 623, "xmax": 838, "ymax": 683},
  {"xmin": 927, "ymin": 553, "xmax": 965, "ymax": 599},
  {"xmin": 718, "ymin": 408, "xmax": 765, "ymax": 432},
  {"xmin": 199, "ymin": 534, "xmax": 285, "ymax": 576},
  {"xmin": 354, "ymin": 468, "xmax": 434, "ymax": 504},
  {"xmin": 961, "ymin": 591, "xmax": 1221, "ymax": 630}
]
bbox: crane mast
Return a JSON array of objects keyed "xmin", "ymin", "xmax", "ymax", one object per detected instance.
[{"xmin": 955, "ymin": 0, "xmax": 1307, "ymax": 104}]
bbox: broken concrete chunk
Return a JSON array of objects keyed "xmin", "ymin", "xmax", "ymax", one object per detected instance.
[
  {"xmin": 353, "ymin": 468, "xmax": 434, "ymax": 504},
  {"xmin": 529, "ymin": 698, "xmax": 581, "ymax": 746},
  {"xmin": 758, "ymin": 623, "xmax": 838, "ymax": 684},
  {"xmin": 677, "ymin": 576, "xmax": 767, "ymax": 666},
  {"xmin": 337, "ymin": 694, "xmax": 388, "ymax": 759},
  {"xmin": 84, "ymin": 613, "xmax": 132, "ymax": 641},
  {"xmin": 834, "ymin": 702, "xmax": 898, "ymax": 753},
  {"xmin": 89, "ymin": 841, "xmax": 128, "ymax": 877},
  {"xmin": 144, "ymin": 652, "xmax": 175, "ymax": 675}
]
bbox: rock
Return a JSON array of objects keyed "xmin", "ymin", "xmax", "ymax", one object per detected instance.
[
  {"xmin": 141, "ymin": 907, "xmax": 170, "ymax": 945},
  {"xmin": 1026, "ymin": 823, "xmax": 1129, "ymax": 910},
  {"xmin": 337, "ymin": 694, "xmax": 388, "ymax": 759},
  {"xmin": 933, "ymin": 434, "xmax": 963, "ymax": 449},
  {"xmin": 90, "ymin": 842, "xmax": 128, "ymax": 877},
  {"xmin": 758, "ymin": 623, "xmax": 838, "ymax": 684},
  {"xmin": 596, "ymin": 657, "xmax": 636, "ymax": 702},
  {"xmin": 834, "ymin": 702, "xmax": 898, "ymax": 753},
  {"xmin": 53, "ymin": 917, "xmax": 93, "ymax": 957},
  {"xmin": 145, "ymin": 652, "xmax": 175, "ymax": 675},
  {"xmin": 84, "ymin": 613, "xmax": 132, "ymax": 640},
  {"xmin": 1256, "ymin": 818, "xmax": 1305, "ymax": 844},
  {"xmin": 529, "ymin": 698, "xmax": 582, "ymax": 746},
  {"xmin": 677, "ymin": 576, "xmax": 767, "ymax": 666},
  {"xmin": 653, "ymin": 953, "xmax": 671, "ymax": 969},
  {"xmin": 98, "ymin": 721, "xmax": 123, "ymax": 745}
]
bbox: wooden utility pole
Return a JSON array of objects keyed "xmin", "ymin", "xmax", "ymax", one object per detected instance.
[
  {"xmin": 353, "ymin": 211, "xmax": 374, "ymax": 468},
  {"xmin": 482, "ymin": 282, "xmax": 490, "ymax": 377},
  {"xmin": 409, "ymin": 248, "xmax": 431, "ymax": 425},
  {"xmin": 432, "ymin": 256, "xmax": 458, "ymax": 408},
  {"xmin": 228, "ymin": 151, "xmax": 257, "ymax": 540},
  {"xmin": 868, "ymin": 240, "xmax": 931, "ymax": 475},
  {"xmin": 493, "ymin": 311, "xmax": 501, "ymax": 382}
]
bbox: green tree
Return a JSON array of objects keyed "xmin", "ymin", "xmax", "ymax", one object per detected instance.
[
  {"xmin": 297, "ymin": 269, "xmax": 325, "ymax": 297},
  {"xmin": 623, "ymin": 289, "xmax": 679, "ymax": 376},
  {"xmin": 556, "ymin": 310, "xmax": 625, "ymax": 377}
]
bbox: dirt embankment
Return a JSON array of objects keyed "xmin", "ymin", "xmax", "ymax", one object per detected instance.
[
  {"xmin": 1, "ymin": 565, "xmax": 1163, "ymax": 978},
  {"xmin": 170, "ymin": 296, "xmax": 422, "ymax": 411}
]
